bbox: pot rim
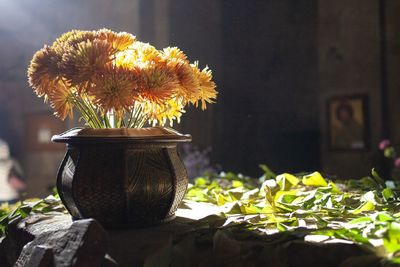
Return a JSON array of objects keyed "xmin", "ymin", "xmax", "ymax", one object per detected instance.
[{"xmin": 51, "ymin": 127, "xmax": 192, "ymax": 144}]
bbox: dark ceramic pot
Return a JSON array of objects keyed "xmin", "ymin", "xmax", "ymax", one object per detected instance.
[{"xmin": 52, "ymin": 127, "xmax": 191, "ymax": 228}]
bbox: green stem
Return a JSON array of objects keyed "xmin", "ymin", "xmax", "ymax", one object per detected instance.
[
  {"xmin": 127, "ymin": 106, "xmax": 136, "ymax": 128},
  {"xmin": 103, "ymin": 114, "xmax": 111, "ymax": 128},
  {"xmin": 77, "ymin": 98, "xmax": 101, "ymax": 128},
  {"xmin": 72, "ymin": 96, "xmax": 96, "ymax": 128},
  {"xmin": 81, "ymin": 94, "xmax": 103, "ymax": 128},
  {"xmin": 130, "ymin": 104, "xmax": 144, "ymax": 128}
]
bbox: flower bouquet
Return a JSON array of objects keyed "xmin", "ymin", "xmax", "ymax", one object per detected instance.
[{"xmin": 28, "ymin": 28, "xmax": 217, "ymax": 128}]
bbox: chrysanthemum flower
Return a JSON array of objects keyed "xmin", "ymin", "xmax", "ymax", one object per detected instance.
[
  {"xmin": 52, "ymin": 30, "xmax": 96, "ymax": 54},
  {"xmin": 27, "ymin": 45, "xmax": 61, "ymax": 99},
  {"xmin": 162, "ymin": 47, "xmax": 189, "ymax": 62},
  {"xmin": 191, "ymin": 62, "xmax": 217, "ymax": 110},
  {"xmin": 140, "ymin": 98, "xmax": 185, "ymax": 126},
  {"xmin": 168, "ymin": 59, "xmax": 200, "ymax": 103},
  {"xmin": 61, "ymin": 39, "xmax": 114, "ymax": 87},
  {"xmin": 114, "ymin": 42, "xmax": 161, "ymax": 69},
  {"xmin": 96, "ymin": 29, "xmax": 136, "ymax": 51},
  {"xmin": 137, "ymin": 63, "xmax": 179, "ymax": 103},
  {"xmin": 114, "ymin": 49, "xmax": 136, "ymax": 69},
  {"xmin": 48, "ymin": 81, "xmax": 75, "ymax": 120},
  {"xmin": 155, "ymin": 98, "xmax": 185, "ymax": 126},
  {"xmin": 90, "ymin": 67, "xmax": 138, "ymax": 113},
  {"xmin": 131, "ymin": 42, "xmax": 162, "ymax": 64}
]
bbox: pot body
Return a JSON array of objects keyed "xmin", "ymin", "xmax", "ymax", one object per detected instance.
[{"xmin": 54, "ymin": 128, "xmax": 191, "ymax": 228}]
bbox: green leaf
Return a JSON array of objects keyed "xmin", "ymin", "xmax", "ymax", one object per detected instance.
[
  {"xmin": 360, "ymin": 176, "xmax": 379, "ymax": 189},
  {"xmin": 239, "ymin": 203, "xmax": 261, "ymax": 214},
  {"xmin": 384, "ymin": 147, "xmax": 396, "ymax": 158},
  {"xmin": 18, "ymin": 206, "xmax": 32, "ymax": 218},
  {"xmin": 223, "ymin": 202, "xmax": 242, "ymax": 214},
  {"xmin": 195, "ymin": 177, "xmax": 207, "ymax": 186},
  {"xmin": 352, "ymin": 201, "xmax": 375, "ymax": 215},
  {"xmin": 259, "ymin": 164, "xmax": 276, "ymax": 180},
  {"xmin": 328, "ymin": 181, "xmax": 341, "ymax": 193},
  {"xmin": 312, "ymin": 214, "xmax": 329, "ymax": 228},
  {"xmin": 348, "ymin": 216, "xmax": 373, "ymax": 224},
  {"xmin": 384, "ymin": 222, "xmax": 400, "ymax": 253},
  {"xmin": 375, "ymin": 212, "xmax": 393, "ymax": 222},
  {"xmin": 241, "ymin": 188, "xmax": 259, "ymax": 200},
  {"xmin": 371, "ymin": 168, "xmax": 385, "ymax": 188},
  {"xmin": 275, "ymin": 190, "xmax": 298, "ymax": 204},
  {"xmin": 302, "ymin": 172, "xmax": 328, "ymax": 187},
  {"xmin": 382, "ymin": 188, "xmax": 395, "ymax": 202},
  {"xmin": 232, "ymin": 180, "xmax": 244, "ymax": 188},
  {"xmin": 276, "ymin": 173, "xmax": 300, "ymax": 191}
]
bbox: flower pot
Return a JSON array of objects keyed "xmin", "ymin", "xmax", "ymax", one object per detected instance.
[{"xmin": 52, "ymin": 127, "xmax": 191, "ymax": 228}]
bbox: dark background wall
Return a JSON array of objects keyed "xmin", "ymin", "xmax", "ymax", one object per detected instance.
[
  {"xmin": 218, "ymin": 1, "xmax": 320, "ymax": 175},
  {"xmin": 146, "ymin": 0, "xmax": 320, "ymax": 176}
]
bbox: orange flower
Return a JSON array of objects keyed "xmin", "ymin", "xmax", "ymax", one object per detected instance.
[
  {"xmin": 90, "ymin": 67, "xmax": 138, "ymax": 113},
  {"xmin": 27, "ymin": 45, "xmax": 61, "ymax": 99},
  {"xmin": 96, "ymin": 29, "xmax": 136, "ymax": 51},
  {"xmin": 191, "ymin": 62, "xmax": 217, "ymax": 110},
  {"xmin": 61, "ymin": 39, "xmax": 114, "ymax": 88},
  {"xmin": 168, "ymin": 59, "xmax": 200, "ymax": 103},
  {"xmin": 52, "ymin": 30, "xmax": 96, "ymax": 54},
  {"xmin": 48, "ymin": 81, "xmax": 75, "ymax": 120},
  {"xmin": 137, "ymin": 63, "xmax": 179, "ymax": 103}
]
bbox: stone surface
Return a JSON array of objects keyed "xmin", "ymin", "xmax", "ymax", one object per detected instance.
[
  {"xmin": 107, "ymin": 217, "xmax": 195, "ymax": 266},
  {"xmin": 26, "ymin": 245, "xmax": 54, "ymax": 267},
  {"xmin": 286, "ymin": 240, "xmax": 373, "ymax": 267},
  {"xmin": 15, "ymin": 218, "xmax": 107, "ymax": 267},
  {"xmin": 0, "ymin": 213, "xmax": 72, "ymax": 266},
  {"xmin": 0, "ymin": 236, "xmax": 6, "ymax": 266},
  {"xmin": 0, "ymin": 203, "xmax": 391, "ymax": 267}
]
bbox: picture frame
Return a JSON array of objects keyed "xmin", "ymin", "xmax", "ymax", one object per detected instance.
[
  {"xmin": 327, "ymin": 95, "xmax": 369, "ymax": 151},
  {"xmin": 24, "ymin": 112, "xmax": 66, "ymax": 151}
]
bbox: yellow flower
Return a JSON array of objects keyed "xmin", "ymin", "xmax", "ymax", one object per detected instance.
[
  {"xmin": 137, "ymin": 63, "xmax": 179, "ymax": 103},
  {"xmin": 135, "ymin": 42, "xmax": 162, "ymax": 63},
  {"xmin": 48, "ymin": 81, "xmax": 75, "ymax": 120},
  {"xmin": 96, "ymin": 29, "xmax": 136, "ymax": 51},
  {"xmin": 27, "ymin": 45, "xmax": 61, "ymax": 99},
  {"xmin": 118, "ymin": 42, "xmax": 162, "ymax": 67},
  {"xmin": 90, "ymin": 67, "xmax": 138, "ymax": 113},
  {"xmin": 140, "ymin": 98, "xmax": 185, "ymax": 126},
  {"xmin": 114, "ymin": 48, "xmax": 136, "ymax": 69},
  {"xmin": 191, "ymin": 62, "xmax": 217, "ymax": 110},
  {"xmin": 156, "ymin": 98, "xmax": 185, "ymax": 126},
  {"xmin": 162, "ymin": 47, "xmax": 188, "ymax": 62},
  {"xmin": 61, "ymin": 39, "xmax": 114, "ymax": 88}
]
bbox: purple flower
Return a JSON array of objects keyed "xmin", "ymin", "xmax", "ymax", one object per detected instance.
[
  {"xmin": 395, "ymin": 158, "xmax": 400, "ymax": 168},
  {"xmin": 379, "ymin": 139, "xmax": 391, "ymax": 150}
]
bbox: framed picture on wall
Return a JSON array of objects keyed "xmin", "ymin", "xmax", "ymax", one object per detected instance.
[
  {"xmin": 327, "ymin": 95, "xmax": 369, "ymax": 151},
  {"xmin": 25, "ymin": 112, "xmax": 67, "ymax": 151}
]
